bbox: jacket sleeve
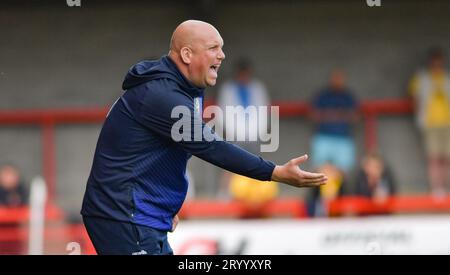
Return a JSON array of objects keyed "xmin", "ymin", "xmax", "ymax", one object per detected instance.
[{"xmin": 135, "ymin": 79, "xmax": 276, "ymax": 181}]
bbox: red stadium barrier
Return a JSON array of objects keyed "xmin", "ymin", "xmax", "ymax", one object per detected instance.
[
  {"xmin": 179, "ymin": 198, "xmax": 307, "ymax": 219},
  {"xmin": 0, "ymin": 205, "xmax": 95, "ymax": 255},
  {"xmin": 1, "ymin": 194, "xmax": 449, "ymax": 254},
  {"xmin": 0, "ymin": 223, "xmax": 96, "ymax": 255},
  {"xmin": 0, "ymin": 204, "xmax": 63, "ymax": 224},
  {"xmin": 329, "ymin": 195, "xmax": 450, "ymax": 215},
  {"xmin": 179, "ymin": 195, "xmax": 450, "ymax": 219}
]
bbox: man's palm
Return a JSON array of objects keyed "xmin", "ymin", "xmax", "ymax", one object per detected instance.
[{"xmin": 272, "ymin": 154, "xmax": 328, "ymax": 188}]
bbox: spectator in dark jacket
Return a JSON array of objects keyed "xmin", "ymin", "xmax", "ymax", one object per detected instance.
[
  {"xmin": 355, "ymin": 153, "xmax": 396, "ymax": 204},
  {"xmin": 310, "ymin": 69, "xmax": 359, "ymax": 173},
  {"xmin": 0, "ymin": 164, "xmax": 27, "ymax": 207}
]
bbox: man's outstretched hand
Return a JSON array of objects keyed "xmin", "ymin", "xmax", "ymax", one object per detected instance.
[{"xmin": 271, "ymin": 154, "xmax": 328, "ymax": 188}]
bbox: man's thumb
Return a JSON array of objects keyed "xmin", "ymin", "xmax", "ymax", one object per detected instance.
[{"xmin": 291, "ymin": 154, "xmax": 308, "ymax": 165}]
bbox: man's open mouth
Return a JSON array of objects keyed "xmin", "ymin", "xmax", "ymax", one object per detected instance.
[{"xmin": 210, "ymin": 64, "xmax": 220, "ymax": 73}]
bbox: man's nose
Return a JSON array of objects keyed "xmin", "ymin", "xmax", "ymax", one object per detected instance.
[{"xmin": 218, "ymin": 48, "xmax": 225, "ymax": 60}]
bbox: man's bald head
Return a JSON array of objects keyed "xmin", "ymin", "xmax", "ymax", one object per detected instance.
[
  {"xmin": 168, "ymin": 20, "xmax": 225, "ymax": 88},
  {"xmin": 169, "ymin": 20, "xmax": 220, "ymax": 54}
]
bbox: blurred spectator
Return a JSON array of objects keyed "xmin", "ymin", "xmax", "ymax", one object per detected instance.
[
  {"xmin": 310, "ymin": 69, "xmax": 359, "ymax": 173},
  {"xmin": 0, "ymin": 164, "xmax": 27, "ymax": 207},
  {"xmin": 307, "ymin": 162, "xmax": 346, "ymax": 217},
  {"xmin": 409, "ymin": 48, "xmax": 450, "ymax": 198},
  {"xmin": 217, "ymin": 57, "xmax": 270, "ymax": 154},
  {"xmin": 229, "ymin": 174, "xmax": 279, "ymax": 218},
  {"xmin": 217, "ymin": 58, "xmax": 271, "ymax": 198},
  {"xmin": 354, "ymin": 153, "xmax": 396, "ymax": 204}
]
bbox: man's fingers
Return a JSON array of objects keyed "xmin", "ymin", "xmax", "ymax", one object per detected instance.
[
  {"xmin": 285, "ymin": 178, "xmax": 326, "ymax": 188},
  {"xmin": 290, "ymin": 154, "xmax": 308, "ymax": 166},
  {"xmin": 299, "ymin": 170, "xmax": 327, "ymax": 179},
  {"xmin": 306, "ymin": 176, "xmax": 328, "ymax": 184},
  {"xmin": 281, "ymin": 173, "xmax": 327, "ymax": 188},
  {"xmin": 301, "ymin": 176, "xmax": 327, "ymax": 183},
  {"xmin": 303, "ymin": 181, "xmax": 327, "ymax": 187},
  {"xmin": 299, "ymin": 177, "xmax": 328, "ymax": 187}
]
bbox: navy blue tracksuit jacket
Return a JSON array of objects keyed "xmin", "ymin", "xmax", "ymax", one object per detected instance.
[{"xmin": 81, "ymin": 55, "xmax": 275, "ymax": 231}]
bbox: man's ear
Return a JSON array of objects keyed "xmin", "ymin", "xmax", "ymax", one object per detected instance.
[{"xmin": 180, "ymin": 47, "xmax": 192, "ymax": 64}]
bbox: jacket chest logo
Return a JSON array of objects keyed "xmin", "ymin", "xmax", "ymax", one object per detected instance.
[{"xmin": 194, "ymin": 97, "xmax": 202, "ymax": 117}]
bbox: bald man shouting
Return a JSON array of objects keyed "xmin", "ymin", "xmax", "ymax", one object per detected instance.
[{"xmin": 81, "ymin": 20, "xmax": 327, "ymax": 255}]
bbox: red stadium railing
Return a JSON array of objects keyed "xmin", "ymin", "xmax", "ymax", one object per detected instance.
[{"xmin": 0, "ymin": 107, "xmax": 109, "ymax": 202}]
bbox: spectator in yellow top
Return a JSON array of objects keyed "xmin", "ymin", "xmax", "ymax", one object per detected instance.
[
  {"xmin": 409, "ymin": 48, "xmax": 450, "ymax": 198},
  {"xmin": 306, "ymin": 162, "xmax": 346, "ymax": 217},
  {"xmin": 229, "ymin": 174, "xmax": 279, "ymax": 218}
]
